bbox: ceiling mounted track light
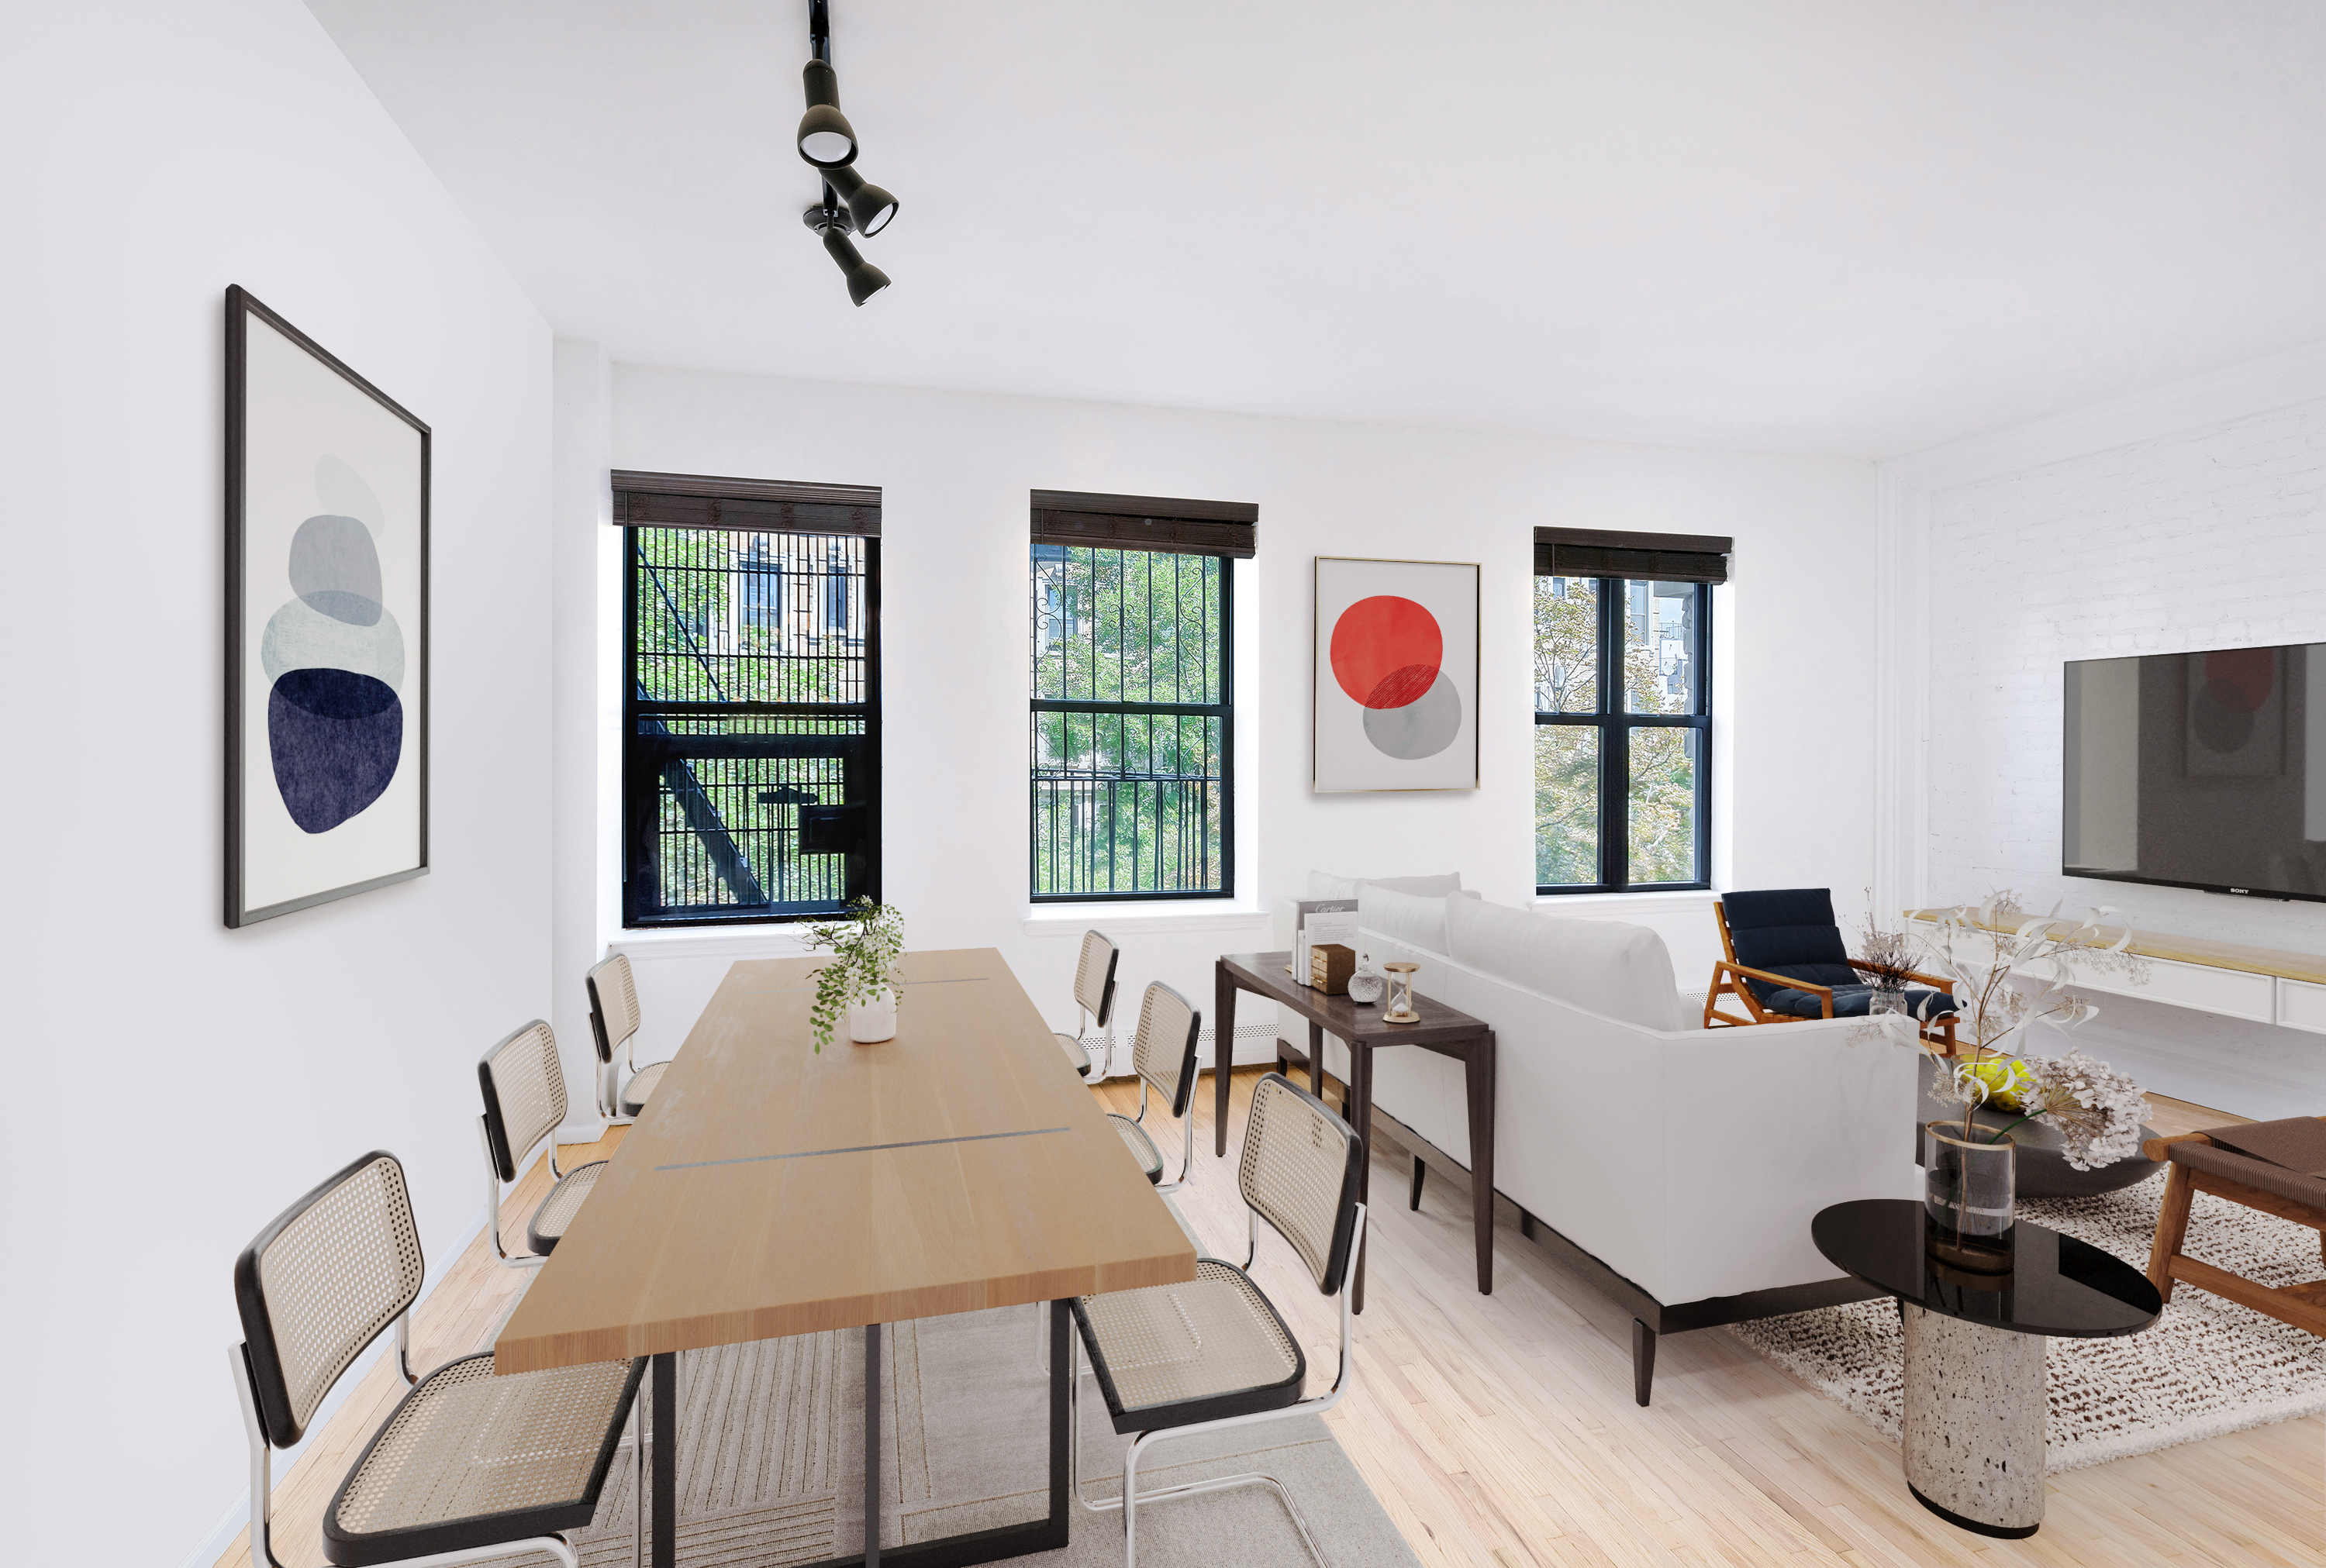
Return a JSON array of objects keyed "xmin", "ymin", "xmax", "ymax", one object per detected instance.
[
  {"xmin": 794, "ymin": 0, "xmax": 897, "ymax": 304},
  {"xmin": 795, "ymin": 58, "xmax": 856, "ymax": 167},
  {"xmin": 804, "ymin": 205, "xmax": 889, "ymax": 305},
  {"xmin": 824, "ymin": 164, "xmax": 897, "ymax": 236}
]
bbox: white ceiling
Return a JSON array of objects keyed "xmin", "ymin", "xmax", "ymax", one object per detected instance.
[{"xmin": 306, "ymin": 1, "xmax": 2326, "ymax": 458}]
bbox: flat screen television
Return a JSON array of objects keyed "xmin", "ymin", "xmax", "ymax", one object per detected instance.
[{"xmin": 2063, "ymin": 642, "xmax": 2326, "ymax": 903}]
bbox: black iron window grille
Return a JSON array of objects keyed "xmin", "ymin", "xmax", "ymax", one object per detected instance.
[
  {"xmin": 1534, "ymin": 529, "xmax": 1724, "ymax": 894},
  {"xmin": 618, "ymin": 475, "xmax": 880, "ymax": 927},
  {"xmin": 1029, "ymin": 491, "xmax": 1251, "ymax": 902}
]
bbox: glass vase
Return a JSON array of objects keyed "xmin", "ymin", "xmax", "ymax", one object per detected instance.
[
  {"xmin": 1347, "ymin": 954, "xmax": 1386, "ymax": 1006},
  {"xmin": 1924, "ymin": 1120, "xmax": 2015, "ymax": 1273}
]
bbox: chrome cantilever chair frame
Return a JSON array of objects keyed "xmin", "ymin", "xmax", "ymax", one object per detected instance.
[
  {"xmin": 586, "ymin": 953, "xmax": 661, "ymax": 1125},
  {"xmin": 1070, "ymin": 1073, "xmax": 1367, "ymax": 1568},
  {"xmin": 1068, "ymin": 1205, "xmax": 1367, "ymax": 1568},
  {"xmin": 229, "ymin": 1152, "xmax": 646, "ymax": 1568},
  {"xmin": 1058, "ymin": 929, "xmax": 1123, "ymax": 1082},
  {"xmin": 1110, "ymin": 980, "xmax": 1203, "ymax": 1194},
  {"xmin": 229, "ymin": 1332, "xmax": 645, "ymax": 1568},
  {"xmin": 479, "ymin": 1019, "xmax": 609, "ymax": 1272}
]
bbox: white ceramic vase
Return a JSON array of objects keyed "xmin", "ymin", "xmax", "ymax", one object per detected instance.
[{"xmin": 847, "ymin": 987, "xmax": 898, "ymax": 1044}]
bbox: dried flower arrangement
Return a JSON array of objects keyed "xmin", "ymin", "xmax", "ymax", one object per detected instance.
[
  {"xmin": 1851, "ymin": 891, "xmax": 1921, "ymax": 990},
  {"xmin": 1873, "ymin": 892, "xmax": 2152, "ymax": 1163}
]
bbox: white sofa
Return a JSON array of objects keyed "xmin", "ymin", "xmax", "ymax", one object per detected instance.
[{"xmin": 1272, "ymin": 880, "xmax": 1920, "ymax": 1402}]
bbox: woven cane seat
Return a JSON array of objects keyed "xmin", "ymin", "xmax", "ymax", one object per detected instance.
[
  {"xmin": 323, "ymin": 1352, "xmax": 642, "ymax": 1566},
  {"xmin": 619, "ymin": 1059, "xmax": 667, "ymax": 1118},
  {"xmin": 525, "ymin": 1160, "xmax": 609, "ymax": 1256},
  {"xmin": 1055, "ymin": 1030, "xmax": 1093, "ymax": 1077},
  {"xmin": 1110, "ymin": 1112, "xmax": 1165, "ymax": 1184},
  {"xmin": 1072, "ymin": 1260, "xmax": 1306, "ymax": 1435}
]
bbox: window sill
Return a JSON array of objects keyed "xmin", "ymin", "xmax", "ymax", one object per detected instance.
[
  {"xmin": 1022, "ymin": 901, "xmax": 1271, "ymax": 936},
  {"xmin": 610, "ymin": 925, "xmax": 818, "ymax": 962},
  {"xmin": 1532, "ymin": 889, "xmax": 1717, "ymax": 917}
]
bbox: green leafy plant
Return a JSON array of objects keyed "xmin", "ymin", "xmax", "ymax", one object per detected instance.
[{"xmin": 802, "ymin": 897, "xmax": 905, "ymax": 1051}]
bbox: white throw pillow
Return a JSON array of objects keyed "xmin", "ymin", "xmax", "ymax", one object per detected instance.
[
  {"xmin": 1444, "ymin": 894, "xmax": 1682, "ymax": 1031},
  {"xmin": 1307, "ymin": 870, "xmax": 1464, "ymax": 899},
  {"xmin": 1357, "ymin": 886, "xmax": 1454, "ymax": 956}
]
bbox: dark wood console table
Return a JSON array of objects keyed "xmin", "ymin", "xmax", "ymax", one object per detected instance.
[{"xmin": 1214, "ymin": 951, "xmax": 1495, "ymax": 1311}]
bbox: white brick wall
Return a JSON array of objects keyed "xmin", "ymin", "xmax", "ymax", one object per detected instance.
[{"xmin": 1921, "ymin": 395, "xmax": 2326, "ymax": 1115}]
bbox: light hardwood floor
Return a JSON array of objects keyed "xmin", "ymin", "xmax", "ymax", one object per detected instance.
[{"xmin": 216, "ymin": 1078, "xmax": 2322, "ymax": 1568}]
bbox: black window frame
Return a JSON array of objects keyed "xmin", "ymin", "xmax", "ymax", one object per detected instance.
[
  {"xmin": 615, "ymin": 471, "xmax": 882, "ymax": 929},
  {"xmin": 1028, "ymin": 490, "xmax": 1254, "ymax": 905},
  {"xmin": 1534, "ymin": 529, "xmax": 1726, "ymax": 896}
]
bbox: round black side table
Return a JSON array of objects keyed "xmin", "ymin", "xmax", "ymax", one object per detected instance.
[{"xmin": 1812, "ymin": 1198, "xmax": 2162, "ymax": 1539}]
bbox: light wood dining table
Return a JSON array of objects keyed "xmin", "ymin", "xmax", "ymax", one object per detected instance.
[{"xmin": 494, "ymin": 946, "xmax": 1197, "ymax": 1568}]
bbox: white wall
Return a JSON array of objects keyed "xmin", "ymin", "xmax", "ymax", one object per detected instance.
[
  {"xmin": 0, "ymin": 5, "xmax": 554, "ymax": 1566},
  {"xmin": 1881, "ymin": 342, "xmax": 2326, "ymax": 1117},
  {"xmin": 585, "ymin": 364, "xmax": 1879, "ymax": 1067}
]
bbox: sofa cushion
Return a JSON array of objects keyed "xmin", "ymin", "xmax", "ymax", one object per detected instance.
[
  {"xmin": 1444, "ymin": 894, "xmax": 1683, "ymax": 1031},
  {"xmin": 1356, "ymin": 886, "xmax": 1455, "ymax": 956},
  {"xmin": 1308, "ymin": 870, "xmax": 1464, "ymax": 900}
]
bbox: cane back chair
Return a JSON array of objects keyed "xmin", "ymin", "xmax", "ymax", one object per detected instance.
[
  {"xmin": 1703, "ymin": 887, "xmax": 1959, "ymax": 1049},
  {"xmin": 479, "ymin": 1019, "xmax": 610, "ymax": 1269},
  {"xmin": 1106, "ymin": 980, "xmax": 1203, "ymax": 1193},
  {"xmin": 585, "ymin": 952, "xmax": 662, "ymax": 1122},
  {"xmin": 229, "ymin": 1150, "xmax": 645, "ymax": 1568},
  {"xmin": 2145, "ymin": 1115, "xmax": 2326, "ymax": 1336},
  {"xmin": 1055, "ymin": 929, "xmax": 1122, "ymax": 1080},
  {"xmin": 1071, "ymin": 1073, "xmax": 1368, "ymax": 1568}
]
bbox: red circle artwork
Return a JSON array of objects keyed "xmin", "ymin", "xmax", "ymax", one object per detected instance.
[{"xmin": 1330, "ymin": 596, "xmax": 1443, "ymax": 708}]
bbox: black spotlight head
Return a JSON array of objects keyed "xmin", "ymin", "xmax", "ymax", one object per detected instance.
[
  {"xmin": 820, "ymin": 226, "xmax": 891, "ymax": 306},
  {"xmin": 825, "ymin": 164, "xmax": 898, "ymax": 236},
  {"xmin": 796, "ymin": 59, "xmax": 858, "ymax": 167}
]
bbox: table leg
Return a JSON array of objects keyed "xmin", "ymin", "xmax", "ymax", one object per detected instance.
[
  {"xmin": 1307, "ymin": 1020, "xmax": 1326, "ymax": 1102},
  {"xmin": 1348, "ymin": 1039, "xmax": 1373, "ymax": 1314},
  {"xmin": 1467, "ymin": 1031, "xmax": 1496, "ymax": 1295},
  {"xmin": 1213, "ymin": 962, "xmax": 1234, "ymax": 1158},
  {"xmin": 864, "ymin": 1324, "xmax": 882, "ymax": 1566},
  {"xmin": 1047, "ymin": 1301, "xmax": 1070, "ymax": 1536},
  {"xmin": 1900, "ymin": 1304, "xmax": 2045, "ymax": 1538},
  {"xmin": 651, "ymin": 1350, "xmax": 675, "ymax": 1568}
]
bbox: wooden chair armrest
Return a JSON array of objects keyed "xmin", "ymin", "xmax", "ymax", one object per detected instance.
[
  {"xmin": 1717, "ymin": 960, "xmax": 1831, "ymax": 1000},
  {"xmin": 2142, "ymin": 1130, "xmax": 2215, "ymax": 1161}
]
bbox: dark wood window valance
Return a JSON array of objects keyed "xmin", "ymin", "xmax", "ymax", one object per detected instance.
[
  {"xmin": 1031, "ymin": 489, "xmax": 1257, "ymax": 559},
  {"xmin": 613, "ymin": 470, "xmax": 882, "ymax": 536},
  {"xmin": 1533, "ymin": 526, "xmax": 1730, "ymax": 584}
]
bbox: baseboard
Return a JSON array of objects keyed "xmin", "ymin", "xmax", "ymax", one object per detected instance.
[{"xmin": 179, "ymin": 1194, "xmax": 497, "ymax": 1568}]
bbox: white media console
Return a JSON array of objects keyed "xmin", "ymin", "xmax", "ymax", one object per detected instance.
[{"xmin": 1906, "ymin": 908, "xmax": 2326, "ymax": 1034}]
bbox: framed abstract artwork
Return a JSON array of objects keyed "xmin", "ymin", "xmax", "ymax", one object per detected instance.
[
  {"xmin": 1313, "ymin": 556, "xmax": 1479, "ymax": 792},
  {"xmin": 225, "ymin": 286, "xmax": 429, "ymax": 926}
]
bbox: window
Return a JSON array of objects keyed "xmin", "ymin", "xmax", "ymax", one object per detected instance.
[
  {"xmin": 1533, "ymin": 528, "xmax": 1726, "ymax": 893},
  {"xmin": 1028, "ymin": 490, "xmax": 1255, "ymax": 901},
  {"xmin": 615, "ymin": 472, "xmax": 881, "ymax": 926}
]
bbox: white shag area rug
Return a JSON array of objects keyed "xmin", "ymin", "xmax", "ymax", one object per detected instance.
[{"xmin": 1726, "ymin": 1173, "xmax": 2326, "ymax": 1472}]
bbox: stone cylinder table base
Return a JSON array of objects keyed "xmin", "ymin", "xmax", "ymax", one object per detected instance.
[{"xmin": 1900, "ymin": 1304, "xmax": 2045, "ymax": 1538}]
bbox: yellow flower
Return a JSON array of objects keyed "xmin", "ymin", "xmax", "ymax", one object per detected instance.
[{"xmin": 1961, "ymin": 1056, "xmax": 2035, "ymax": 1112}]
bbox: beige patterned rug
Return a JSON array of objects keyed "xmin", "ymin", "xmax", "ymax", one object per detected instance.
[
  {"xmin": 476, "ymin": 1299, "xmax": 1417, "ymax": 1566},
  {"xmin": 1725, "ymin": 1174, "xmax": 2326, "ymax": 1471}
]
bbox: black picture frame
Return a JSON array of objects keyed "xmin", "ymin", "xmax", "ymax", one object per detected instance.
[{"xmin": 225, "ymin": 285, "xmax": 430, "ymax": 927}]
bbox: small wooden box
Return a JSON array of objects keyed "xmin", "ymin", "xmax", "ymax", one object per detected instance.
[{"xmin": 1310, "ymin": 943, "xmax": 1355, "ymax": 995}]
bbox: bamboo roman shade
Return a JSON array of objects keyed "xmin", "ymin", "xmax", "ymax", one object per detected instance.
[
  {"xmin": 1031, "ymin": 489, "xmax": 1258, "ymax": 559},
  {"xmin": 1533, "ymin": 526, "xmax": 1730, "ymax": 584},
  {"xmin": 612, "ymin": 470, "xmax": 881, "ymax": 536}
]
